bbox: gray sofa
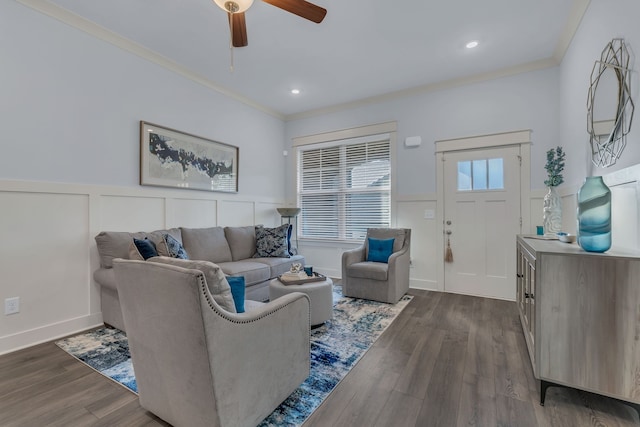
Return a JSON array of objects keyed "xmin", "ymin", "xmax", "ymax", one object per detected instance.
[{"xmin": 94, "ymin": 225, "xmax": 305, "ymax": 331}]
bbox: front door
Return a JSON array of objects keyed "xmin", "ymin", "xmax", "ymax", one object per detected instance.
[{"xmin": 442, "ymin": 145, "xmax": 521, "ymax": 300}]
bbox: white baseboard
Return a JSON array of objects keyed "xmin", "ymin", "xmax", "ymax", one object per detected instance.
[
  {"xmin": 409, "ymin": 278, "xmax": 438, "ymax": 291},
  {"xmin": 0, "ymin": 313, "xmax": 104, "ymax": 356}
]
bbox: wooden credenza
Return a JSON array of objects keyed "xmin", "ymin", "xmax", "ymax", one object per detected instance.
[{"xmin": 516, "ymin": 235, "xmax": 640, "ymax": 412}]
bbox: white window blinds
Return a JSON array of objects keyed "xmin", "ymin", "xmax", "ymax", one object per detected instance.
[{"xmin": 297, "ymin": 134, "xmax": 391, "ymax": 241}]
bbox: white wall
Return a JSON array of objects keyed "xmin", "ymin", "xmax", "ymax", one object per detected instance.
[
  {"xmin": 0, "ymin": 2, "xmax": 287, "ymax": 354},
  {"xmin": 0, "ymin": 1, "xmax": 286, "ymax": 194},
  {"xmin": 286, "ymin": 0, "xmax": 640, "ymax": 291},
  {"xmin": 285, "ymin": 68, "xmax": 561, "ymax": 196},
  {"xmin": 4, "ymin": 0, "xmax": 640, "ymax": 355},
  {"xmin": 285, "ymin": 68, "xmax": 561, "ymax": 290},
  {"xmin": 559, "ymin": 0, "xmax": 640, "ymax": 185}
]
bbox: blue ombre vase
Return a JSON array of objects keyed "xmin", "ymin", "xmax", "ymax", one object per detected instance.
[{"xmin": 577, "ymin": 176, "xmax": 611, "ymax": 252}]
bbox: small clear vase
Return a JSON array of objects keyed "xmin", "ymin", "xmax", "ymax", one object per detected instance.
[
  {"xmin": 577, "ymin": 176, "xmax": 611, "ymax": 252},
  {"xmin": 543, "ymin": 186, "xmax": 562, "ymax": 236}
]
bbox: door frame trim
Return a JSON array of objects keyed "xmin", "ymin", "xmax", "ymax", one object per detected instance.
[{"xmin": 434, "ymin": 130, "xmax": 531, "ymax": 294}]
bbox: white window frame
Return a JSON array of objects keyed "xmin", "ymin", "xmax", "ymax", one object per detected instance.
[{"xmin": 293, "ymin": 122, "xmax": 397, "ymax": 243}]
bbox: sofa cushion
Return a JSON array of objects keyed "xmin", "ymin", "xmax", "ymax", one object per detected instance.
[
  {"xmin": 226, "ymin": 276, "xmax": 245, "ymax": 313},
  {"xmin": 95, "ymin": 228, "xmax": 182, "ymax": 268},
  {"xmin": 216, "ymin": 261, "xmax": 271, "ymax": 286},
  {"xmin": 254, "ymin": 224, "xmax": 291, "ymax": 258},
  {"xmin": 252, "ymin": 255, "xmax": 305, "ymax": 278},
  {"xmin": 180, "ymin": 227, "xmax": 232, "ymax": 263},
  {"xmin": 224, "ymin": 226, "xmax": 256, "ymax": 261},
  {"xmin": 347, "ymin": 261, "xmax": 389, "ymax": 281},
  {"xmin": 147, "ymin": 257, "xmax": 237, "ymax": 313}
]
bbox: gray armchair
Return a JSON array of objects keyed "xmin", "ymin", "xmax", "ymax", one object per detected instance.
[
  {"xmin": 341, "ymin": 228, "xmax": 411, "ymax": 303},
  {"xmin": 113, "ymin": 259, "xmax": 310, "ymax": 427}
]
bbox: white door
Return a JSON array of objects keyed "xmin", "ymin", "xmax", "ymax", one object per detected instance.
[{"xmin": 443, "ymin": 146, "xmax": 521, "ymax": 300}]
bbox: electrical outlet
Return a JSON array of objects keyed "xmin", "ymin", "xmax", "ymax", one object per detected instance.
[{"xmin": 5, "ymin": 297, "xmax": 19, "ymax": 315}]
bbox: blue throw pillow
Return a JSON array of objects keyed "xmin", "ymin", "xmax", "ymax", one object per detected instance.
[
  {"xmin": 367, "ymin": 237, "xmax": 395, "ymax": 263},
  {"xmin": 286, "ymin": 223, "xmax": 294, "ymax": 256},
  {"xmin": 226, "ymin": 276, "xmax": 245, "ymax": 313},
  {"xmin": 133, "ymin": 238, "xmax": 158, "ymax": 260}
]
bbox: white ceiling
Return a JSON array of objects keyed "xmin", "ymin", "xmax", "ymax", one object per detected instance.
[{"xmin": 37, "ymin": 0, "xmax": 588, "ymax": 118}]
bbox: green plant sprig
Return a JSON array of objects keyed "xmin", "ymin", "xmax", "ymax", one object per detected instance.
[{"xmin": 544, "ymin": 146, "xmax": 565, "ymax": 187}]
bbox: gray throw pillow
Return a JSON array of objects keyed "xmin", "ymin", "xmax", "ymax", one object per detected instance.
[{"xmin": 147, "ymin": 257, "xmax": 237, "ymax": 313}]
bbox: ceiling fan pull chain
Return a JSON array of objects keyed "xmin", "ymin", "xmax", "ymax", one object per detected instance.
[
  {"xmin": 230, "ymin": 42, "xmax": 234, "ymax": 72},
  {"xmin": 229, "ymin": 12, "xmax": 234, "ymax": 72}
]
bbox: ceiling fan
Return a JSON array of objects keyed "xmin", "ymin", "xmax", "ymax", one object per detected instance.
[{"xmin": 213, "ymin": 0, "xmax": 327, "ymax": 47}]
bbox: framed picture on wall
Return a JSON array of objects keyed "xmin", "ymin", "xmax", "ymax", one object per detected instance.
[{"xmin": 140, "ymin": 121, "xmax": 238, "ymax": 193}]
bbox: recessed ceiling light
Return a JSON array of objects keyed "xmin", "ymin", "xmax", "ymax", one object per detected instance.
[
  {"xmin": 291, "ymin": 89, "xmax": 301, "ymax": 95},
  {"xmin": 466, "ymin": 40, "xmax": 479, "ymax": 49}
]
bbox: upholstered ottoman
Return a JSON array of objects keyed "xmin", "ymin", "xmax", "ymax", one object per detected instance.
[{"xmin": 269, "ymin": 277, "xmax": 333, "ymax": 326}]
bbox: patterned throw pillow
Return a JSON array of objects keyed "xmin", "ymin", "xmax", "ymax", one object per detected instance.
[
  {"xmin": 162, "ymin": 233, "xmax": 189, "ymax": 259},
  {"xmin": 254, "ymin": 224, "xmax": 292, "ymax": 258}
]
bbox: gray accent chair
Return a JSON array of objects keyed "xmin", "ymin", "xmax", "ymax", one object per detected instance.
[
  {"xmin": 113, "ymin": 259, "xmax": 310, "ymax": 427},
  {"xmin": 341, "ymin": 228, "xmax": 411, "ymax": 303}
]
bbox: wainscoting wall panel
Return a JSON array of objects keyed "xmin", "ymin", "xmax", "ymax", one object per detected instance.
[
  {"xmin": 606, "ymin": 164, "xmax": 640, "ymax": 251},
  {"xmin": 100, "ymin": 195, "xmax": 166, "ymax": 231},
  {"xmin": 255, "ymin": 202, "xmax": 283, "ymax": 229},
  {"xmin": 167, "ymin": 198, "xmax": 218, "ymax": 229},
  {"xmin": 218, "ymin": 200, "xmax": 256, "ymax": 226},
  {"xmin": 3, "ymin": 165, "xmax": 637, "ymax": 355},
  {"xmin": 395, "ymin": 198, "xmax": 439, "ymax": 290},
  {"xmin": 0, "ymin": 189, "xmax": 95, "ymax": 354},
  {"xmin": 0, "ymin": 180, "xmax": 285, "ymax": 355}
]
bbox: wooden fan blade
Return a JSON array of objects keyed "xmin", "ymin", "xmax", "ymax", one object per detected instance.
[
  {"xmin": 262, "ymin": 0, "xmax": 327, "ymax": 23},
  {"xmin": 228, "ymin": 12, "xmax": 248, "ymax": 47}
]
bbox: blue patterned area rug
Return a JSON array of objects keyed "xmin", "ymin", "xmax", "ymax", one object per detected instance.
[{"xmin": 56, "ymin": 287, "xmax": 412, "ymax": 426}]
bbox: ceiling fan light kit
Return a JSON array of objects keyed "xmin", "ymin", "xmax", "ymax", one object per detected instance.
[
  {"xmin": 214, "ymin": 0, "xmax": 254, "ymax": 13},
  {"xmin": 214, "ymin": 0, "xmax": 327, "ymax": 49}
]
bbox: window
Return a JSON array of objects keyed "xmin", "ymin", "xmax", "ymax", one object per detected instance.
[
  {"xmin": 457, "ymin": 158, "xmax": 504, "ymax": 191},
  {"xmin": 297, "ymin": 134, "xmax": 392, "ymax": 241}
]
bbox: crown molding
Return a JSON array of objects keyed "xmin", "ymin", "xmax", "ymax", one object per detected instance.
[
  {"xmin": 284, "ymin": 58, "xmax": 558, "ymax": 121},
  {"xmin": 284, "ymin": 0, "xmax": 591, "ymax": 122},
  {"xmin": 18, "ymin": 0, "xmax": 591, "ymax": 123},
  {"xmin": 16, "ymin": 0, "xmax": 284, "ymax": 120}
]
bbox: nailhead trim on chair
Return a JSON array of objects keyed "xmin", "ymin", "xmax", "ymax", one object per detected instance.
[
  {"xmin": 198, "ymin": 274, "xmax": 312, "ymax": 363},
  {"xmin": 198, "ymin": 273, "xmax": 312, "ymax": 329}
]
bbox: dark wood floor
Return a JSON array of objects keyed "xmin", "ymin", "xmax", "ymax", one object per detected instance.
[{"xmin": 1, "ymin": 290, "xmax": 638, "ymax": 426}]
